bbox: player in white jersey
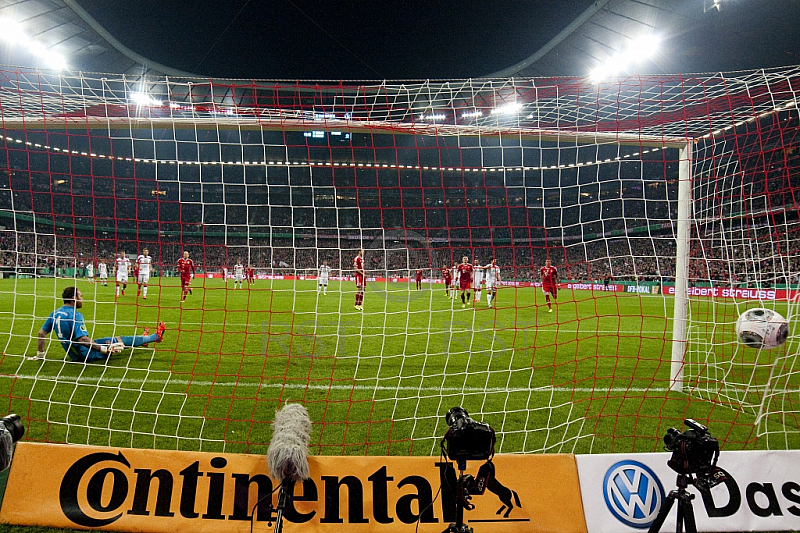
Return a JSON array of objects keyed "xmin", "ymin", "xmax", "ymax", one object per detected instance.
[
  {"xmin": 136, "ymin": 248, "xmax": 152, "ymax": 299},
  {"xmin": 318, "ymin": 260, "xmax": 331, "ymax": 295},
  {"xmin": 484, "ymin": 258, "xmax": 501, "ymax": 308},
  {"xmin": 115, "ymin": 252, "xmax": 131, "ymax": 298},
  {"xmin": 473, "ymin": 258, "xmax": 484, "ymax": 302},
  {"xmin": 233, "ymin": 260, "xmax": 244, "ymax": 289},
  {"xmin": 98, "ymin": 261, "xmax": 108, "ymax": 285},
  {"xmin": 86, "ymin": 262, "xmax": 94, "ymax": 283}
]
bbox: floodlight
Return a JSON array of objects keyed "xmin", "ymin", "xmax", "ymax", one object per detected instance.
[
  {"xmin": 589, "ymin": 34, "xmax": 660, "ymax": 82},
  {"xmin": 0, "ymin": 19, "xmax": 25, "ymax": 43},
  {"xmin": 130, "ymin": 92, "xmax": 162, "ymax": 107},
  {"xmin": 45, "ymin": 52, "xmax": 67, "ymax": 71},
  {"xmin": 491, "ymin": 102, "xmax": 523, "ymax": 115},
  {"xmin": 0, "ymin": 18, "xmax": 67, "ymax": 70},
  {"xmin": 629, "ymin": 35, "xmax": 660, "ymax": 61}
]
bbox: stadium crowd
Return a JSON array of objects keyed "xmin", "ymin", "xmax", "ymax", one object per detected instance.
[{"xmin": 2, "ymin": 225, "xmax": 797, "ymax": 287}]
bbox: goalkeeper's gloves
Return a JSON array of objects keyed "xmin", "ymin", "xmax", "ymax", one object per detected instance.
[
  {"xmin": 100, "ymin": 342, "xmax": 125, "ymax": 355},
  {"xmin": 28, "ymin": 350, "xmax": 46, "ymax": 360}
]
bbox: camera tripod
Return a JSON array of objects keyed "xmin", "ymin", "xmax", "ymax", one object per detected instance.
[
  {"xmin": 441, "ymin": 457, "xmax": 495, "ymax": 533},
  {"xmin": 442, "ymin": 464, "xmax": 474, "ymax": 533},
  {"xmin": 647, "ymin": 473, "xmax": 698, "ymax": 533}
]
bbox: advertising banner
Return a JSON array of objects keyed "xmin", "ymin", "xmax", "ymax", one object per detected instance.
[
  {"xmin": 196, "ymin": 275, "xmax": 800, "ymax": 302},
  {"xmin": 0, "ymin": 443, "xmax": 587, "ymax": 533},
  {"xmin": 662, "ymin": 285, "xmax": 799, "ymax": 301},
  {"xmin": 565, "ymin": 282, "xmax": 623, "ymax": 292},
  {"xmin": 577, "ymin": 450, "xmax": 800, "ymax": 532}
]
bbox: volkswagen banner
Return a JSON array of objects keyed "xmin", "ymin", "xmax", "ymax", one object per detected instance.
[{"xmin": 577, "ymin": 450, "xmax": 800, "ymax": 532}]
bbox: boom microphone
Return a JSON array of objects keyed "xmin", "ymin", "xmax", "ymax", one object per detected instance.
[{"xmin": 266, "ymin": 403, "xmax": 311, "ymax": 533}]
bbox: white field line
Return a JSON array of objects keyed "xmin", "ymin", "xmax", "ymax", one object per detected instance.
[
  {"xmin": 2, "ymin": 373, "xmax": 669, "ymax": 393},
  {"xmin": 4, "ymin": 373, "xmax": 797, "ymax": 394}
]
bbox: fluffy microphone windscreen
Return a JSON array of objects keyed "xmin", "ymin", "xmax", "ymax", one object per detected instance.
[{"xmin": 267, "ymin": 403, "xmax": 312, "ymax": 482}]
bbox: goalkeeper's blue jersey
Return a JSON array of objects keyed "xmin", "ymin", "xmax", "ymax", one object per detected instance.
[{"xmin": 41, "ymin": 305, "xmax": 90, "ymax": 360}]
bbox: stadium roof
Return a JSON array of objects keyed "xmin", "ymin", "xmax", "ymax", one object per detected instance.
[{"xmin": 0, "ymin": 0, "xmax": 797, "ymax": 80}]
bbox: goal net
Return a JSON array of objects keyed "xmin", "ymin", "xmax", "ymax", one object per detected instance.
[{"xmin": 0, "ymin": 66, "xmax": 798, "ymax": 455}]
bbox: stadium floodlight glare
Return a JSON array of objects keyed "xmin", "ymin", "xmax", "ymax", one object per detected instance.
[
  {"xmin": 46, "ymin": 53, "xmax": 67, "ymax": 70},
  {"xmin": 461, "ymin": 110, "xmax": 483, "ymax": 119},
  {"xmin": 0, "ymin": 19, "xmax": 26, "ymax": 44},
  {"xmin": 420, "ymin": 113, "xmax": 447, "ymax": 122},
  {"xmin": 130, "ymin": 92, "xmax": 162, "ymax": 107},
  {"xmin": 491, "ymin": 102, "xmax": 523, "ymax": 115},
  {"xmin": 0, "ymin": 18, "xmax": 68, "ymax": 70},
  {"xmin": 630, "ymin": 35, "xmax": 660, "ymax": 61},
  {"xmin": 589, "ymin": 34, "xmax": 660, "ymax": 82}
]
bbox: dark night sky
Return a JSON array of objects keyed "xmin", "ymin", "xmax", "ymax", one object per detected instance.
[
  {"xmin": 76, "ymin": 0, "xmax": 596, "ymax": 80},
  {"xmin": 48, "ymin": 0, "xmax": 800, "ymax": 80}
]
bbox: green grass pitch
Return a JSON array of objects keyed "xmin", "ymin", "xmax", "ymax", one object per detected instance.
[{"xmin": 0, "ymin": 276, "xmax": 797, "ymax": 458}]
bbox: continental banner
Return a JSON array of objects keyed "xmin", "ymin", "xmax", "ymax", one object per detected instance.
[{"xmin": 0, "ymin": 442, "xmax": 587, "ymax": 532}]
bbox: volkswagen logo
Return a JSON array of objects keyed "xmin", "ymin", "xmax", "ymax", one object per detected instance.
[{"xmin": 603, "ymin": 460, "xmax": 665, "ymax": 529}]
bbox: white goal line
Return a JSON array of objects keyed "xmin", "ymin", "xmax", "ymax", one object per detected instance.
[
  {"xmin": 2, "ymin": 373, "xmax": 671, "ymax": 394},
  {"xmin": 6, "ymin": 373, "xmax": 797, "ymax": 395}
]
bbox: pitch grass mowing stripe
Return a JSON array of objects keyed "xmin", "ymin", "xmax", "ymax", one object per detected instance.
[{"xmin": 1, "ymin": 277, "xmax": 798, "ymax": 456}]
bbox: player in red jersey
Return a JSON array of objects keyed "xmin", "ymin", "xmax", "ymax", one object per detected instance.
[
  {"xmin": 442, "ymin": 265, "xmax": 453, "ymax": 298},
  {"xmin": 540, "ymin": 258, "xmax": 559, "ymax": 312},
  {"xmin": 415, "ymin": 269, "xmax": 423, "ymax": 290},
  {"xmin": 177, "ymin": 251, "xmax": 196, "ymax": 302},
  {"xmin": 247, "ymin": 265, "xmax": 255, "ymax": 286},
  {"xmin": 456, "ymin": 256, "xmax": 474, "ymax": 308},
  {"xmin": 353, "ymin": 249, "xmax": 365, "ymax": 310}
]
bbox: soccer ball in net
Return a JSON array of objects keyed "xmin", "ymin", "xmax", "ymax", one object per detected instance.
[{"xmin": 735, "ymin": 308, "xmax": 789, "ymax": 350}]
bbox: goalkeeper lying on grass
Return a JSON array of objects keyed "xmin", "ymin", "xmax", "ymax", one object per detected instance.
[{"xmin": 33, "ymin": 286, "xmax": 165, "ymax": 362}]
